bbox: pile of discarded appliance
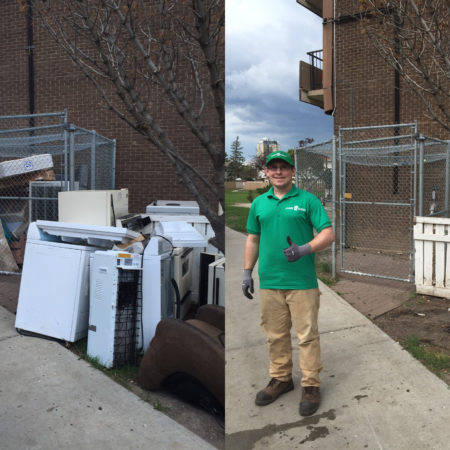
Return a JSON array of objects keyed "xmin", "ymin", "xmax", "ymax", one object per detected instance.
[
  {"xmin": 0, "ymin": 154, "xmax": 59, "ymax": 272},
  {"xmin": 13, "ymin": 186, "xmax": 225, "ymax": 411}
]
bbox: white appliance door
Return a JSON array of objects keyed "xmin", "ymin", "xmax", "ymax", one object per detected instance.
[
  {"xmin": 141, "ymin": 253, "xmax": 174, "ymax": 352},
  {"xmin": 15, "ymin": 242, "xmax": 91, "ymax": 341},
  {"xmin": 87, "ymin": 252, "xmax": 117, "ymax": 368}
]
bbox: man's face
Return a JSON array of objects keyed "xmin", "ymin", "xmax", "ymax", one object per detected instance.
[{"xmin": 264, "ymin": 160, "xmax": 295, "ymax": 190}]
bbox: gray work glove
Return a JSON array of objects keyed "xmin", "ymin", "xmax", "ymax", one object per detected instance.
[
  {"xmin": 283, "ymin": 236, "xmax": 312, "ymax": 262},
  {"xmin": 242, "ymin": 269, "xmax": 254, "ymax": 299}
]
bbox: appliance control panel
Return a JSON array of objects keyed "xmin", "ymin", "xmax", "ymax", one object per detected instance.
[{"xmin": 114, "ymin": 252, "xmax": 142, "ymax": 269}]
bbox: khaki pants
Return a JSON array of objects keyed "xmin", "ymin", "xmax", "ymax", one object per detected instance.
[{"xmin": 260, "ymin": 288, "xmax": 322, "ymax": 387}]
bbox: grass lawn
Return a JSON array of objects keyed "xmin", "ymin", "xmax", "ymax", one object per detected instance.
[
  {"xmin": 225, "ymin": 189, "xmax": 254, "ymax": 206},
  {"xmin": 402, "ymin": 335, "xmax": 450, "ymax": 380},
  {"xmin": 225, "ymin": 189, "xmax": 256, "ymax": 233}
]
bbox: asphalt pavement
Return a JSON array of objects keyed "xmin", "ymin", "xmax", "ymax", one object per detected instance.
[{"xmin": 225, "ymin": 226, "xmax": 450, "ymax": 449}]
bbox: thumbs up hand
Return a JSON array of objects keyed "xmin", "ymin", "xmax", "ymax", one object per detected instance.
[{"xmin": 283, "ymin": 236, "xmax": 312, "ymax": 262}]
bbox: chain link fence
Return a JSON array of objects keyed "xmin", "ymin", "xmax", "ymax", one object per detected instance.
[
  {"xmin": 338, "ymin": 123, "xmax": 417, "ymax": 281},
  {"xmin": 295, "ymin": 123, "xmax": 450, "ymax": 283},
  {"xmin": 294, "ymin": 139, "xmax": 337, "ymax": 277},
  {"xmin": 417, "ymin": 136, "xmax": 450, "ymax": 219},
  {"xmin": 0, "ymin": 111, "xmax": 115, "ymax": 274}
]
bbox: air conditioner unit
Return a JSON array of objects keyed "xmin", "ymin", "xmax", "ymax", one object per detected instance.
[
  {"xmin": 207, "ymin": 257, "xmax": 225, "ymax": 307},
  {"xmin": 29, "ymin": 181, "xmax": 79, "ymax": 223},
  {"xmin": 146, "ymin": 200, "xmax": 200, "ymax": 215}
]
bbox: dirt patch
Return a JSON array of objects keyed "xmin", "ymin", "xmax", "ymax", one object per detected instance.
[{"xmin": 373, "ymin": 294, "xmax": 450, "ymax": 384}]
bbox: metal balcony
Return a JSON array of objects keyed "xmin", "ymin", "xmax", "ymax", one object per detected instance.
[
  {"xmin": 296, "ymin": 0, "xmax": 323, "ymax": 17},
  {"xmin": 299, "ymin": 50, "xmax": 324, "ymax": 108}
]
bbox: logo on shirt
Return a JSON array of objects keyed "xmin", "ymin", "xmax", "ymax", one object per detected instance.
[{"xmin": 285, "ymin": 205, "xmax": 306, "ymax": 212}]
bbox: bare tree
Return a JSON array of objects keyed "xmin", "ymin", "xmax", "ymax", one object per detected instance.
[
  {"xmin": 26, "ymin": 0, "xmax": 225, "ymax": 250},
  {"xmin": 358, "ymin": 0, "xmax": 450, "ymax": 132},
  {"xmin": 251, "ymin": 154, "xmax": 267, "ymax": 174}
]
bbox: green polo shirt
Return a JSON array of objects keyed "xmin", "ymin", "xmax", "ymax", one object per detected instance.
[{"xmin": 246, "ymin": 185, "xmax": 331, "ymax": 289}]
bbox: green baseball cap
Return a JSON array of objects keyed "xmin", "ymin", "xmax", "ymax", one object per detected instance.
[{"xmin": 265, "ymin": 150, "xmax": 294, "ymax": 167}]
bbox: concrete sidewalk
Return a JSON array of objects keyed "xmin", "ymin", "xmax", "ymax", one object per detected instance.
[
  {"xmin": 0, "ymin": 307, "xmax": 215, "ymax": 449},
  {"xmin": 225, "ymin": 227, "xmax": 450, "ymax": 449}
]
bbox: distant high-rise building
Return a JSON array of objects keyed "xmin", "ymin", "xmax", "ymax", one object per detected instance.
[{"xmin": 256, "ymin": 137, "xmax": 280, "ymax": 158}]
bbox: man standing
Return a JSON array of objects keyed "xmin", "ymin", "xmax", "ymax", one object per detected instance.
[{"xmin": 242, "ymin": 150, "xmax": 334, "ymax": 416}]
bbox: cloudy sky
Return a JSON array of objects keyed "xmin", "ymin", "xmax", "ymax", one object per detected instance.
[{"xmin": 225, "ymin": 0, "xmax": 333, "ymax": 161}]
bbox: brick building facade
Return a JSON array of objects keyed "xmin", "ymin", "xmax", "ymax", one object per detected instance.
[
  {"xmin": 0, "ymin": 2, "xmax": 223, "ymax": 234},
  {"xmin": 299, "ymin": 0, "xmax": 450, "ymax": 139},
  {"xmin": 298, "ymin": 0, "xmax": 449, "ymax": 271}
]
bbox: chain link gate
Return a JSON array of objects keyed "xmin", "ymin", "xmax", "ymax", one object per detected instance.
[
  {"xmin": 338, "ymin": 123, "xmax": 417, "ymax": 282},
  {"xmin": 0, "ymin": 111, "xmax": 116, "ymax": 275},
  {"xmin": 295, "ymin": 124, "xmax": 450, "ymax": 283}
]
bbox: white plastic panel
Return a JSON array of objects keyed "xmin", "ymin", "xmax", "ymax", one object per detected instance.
[
  {"xmin": 87, "ymin": 252, "xmax": 118, "ymax": 368},
  {"xmin": 15, "ymin": 241, "xmax": 96, "ymax": 341},
  {"xmin": 36, "ymin": 220, "xmax": 139, "ymax": 246},
  {"xmin": 154, "ymin": 221, "xmax": 207, "ymax": 248},
  {"xmin": 146, "ymin": 200, "xmax": 200, "ymax": 215}
]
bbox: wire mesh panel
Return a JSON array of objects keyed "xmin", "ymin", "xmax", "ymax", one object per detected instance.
[
  {"xmin": 113, "ymin": 269, "xmax": 142, "ymax": 367},
  {"xmin": 0, "ymin": 112, "xmax": 115, "ymax": 274},
  {"xmin": 294, "ymin": 139, "xmax": 336, "ymax": 277},
  {"xmin": 69, "ymin": 126, "xmax": 115, "ymax": 191},
  {"xmin": 295, "ymin": 142, "xmax": 333, "ymax": 204},
  {"xmin": 338, "ymin": 123, "xmax": 417, "ymax": 281},
  {"xmin": 419, "ymin": 138, "xmax": 450, "ymax": 218}
]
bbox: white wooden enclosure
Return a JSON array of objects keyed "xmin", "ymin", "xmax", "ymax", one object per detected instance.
[{"xmin": 414, "ymin": 216, "xmax": 450, "ymax": 299}]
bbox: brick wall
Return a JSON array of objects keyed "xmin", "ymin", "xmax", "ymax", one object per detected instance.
[
  {"xmin": 334, "ymin": 0, "xmax": 450, "ymax": 140},
  {"xmin": 330, "ymin": 1, "xmax": 450, "ymax": 253},
  {"xmin": 0, "ymin": 1, "xmax": 223, "ymax": 215}
]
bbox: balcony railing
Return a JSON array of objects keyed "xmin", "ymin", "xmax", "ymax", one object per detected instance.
[
  {"xmin": 299, "ymin": 49, "xmax": 324, "ymax": 109},
  {"xmin": 307, "ymin": 49, "xmax": 323, "ymax": 90}
]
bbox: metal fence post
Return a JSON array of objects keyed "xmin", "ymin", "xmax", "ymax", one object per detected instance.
[
  {"xmin": 63, "ymin": 127, "xmax": 69, "ymax": 187},
  {"xmin": 410, "ymin": 123, "xmax": 417, "ymax": 282},
  {"xmin": 63, "ymin": 110, "xmax": 69, "ymax": 188},
  {"xmin": 112, "ymin": 138, "xmax": 117, "ymax": 189},
  {"xmin": 338, "ymin": 127, "xmax": 344, "ymax": 272},
  {"xmin": 69, "ymin": 123, "xmax": 76, "ymax": 191},
  {"xmin": 446, "ymin": 142, "xmax": 450, "ymax": 217},
  {"xmin": 417, "ymin": 133, "xmax": 425, "ymax": 216},
  {"xmin": 332, "ymin": 135, "xmax": 337, "ymax": 279},
  {"xmin": 90, "ymin": 131, "xmax": 96, "ymax": 189}
]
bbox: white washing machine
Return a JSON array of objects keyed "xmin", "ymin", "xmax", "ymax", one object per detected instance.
[
  {"xmin": 15, "ymin": 225, "xmax": 99, "ymax": 342},
  {"xmin": 15, "ymin": 221, "xmax": 139, "ymax": 342}
]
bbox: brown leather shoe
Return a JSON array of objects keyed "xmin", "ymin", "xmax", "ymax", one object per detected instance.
[
  {"xmin": 299, "ymin": 386, "xmax": 320, "ymax": 416},
  {"xmin": 255, "ymin": 378, "xmax": 294, "ymax": 406}
]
